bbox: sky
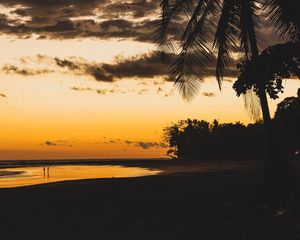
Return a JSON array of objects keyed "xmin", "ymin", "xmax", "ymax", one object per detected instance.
[{"xmin": 0, "ymin": 0, "xmax": 299, "ymax": 160}]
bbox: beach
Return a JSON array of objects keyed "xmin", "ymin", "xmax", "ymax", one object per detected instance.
[{"xmin": 0, "ymin": 159, "xmax": 299, "ymax": 240}]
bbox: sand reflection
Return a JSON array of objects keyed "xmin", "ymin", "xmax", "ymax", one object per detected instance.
[{"xmin": 0, "ymin": 165, "xmax": 160, "ymax": 188}]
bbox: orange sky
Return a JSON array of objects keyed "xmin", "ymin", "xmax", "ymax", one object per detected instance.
[{"xmin": 0, "ymin": 3, "xmax": 299, "ymax": 160}]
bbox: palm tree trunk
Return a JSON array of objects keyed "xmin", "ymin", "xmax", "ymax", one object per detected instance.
[{"xmin": 246, "ymin": 4, "xmax": 290, "ymax": 184}]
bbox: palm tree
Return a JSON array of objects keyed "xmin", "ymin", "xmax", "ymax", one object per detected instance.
[{"xmin": 155, "ymin": 0, "xmax": 298, "ymax": 183}]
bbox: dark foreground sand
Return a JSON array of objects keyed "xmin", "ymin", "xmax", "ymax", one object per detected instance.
[{"xmin": 0, "ymin": 160, "xmax": 299, "ymax": 240}]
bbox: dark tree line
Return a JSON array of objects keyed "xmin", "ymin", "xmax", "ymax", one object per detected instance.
[
  {"xmin": 156, "ymin": 0, "xmax": 299, "ymax": 184},
  {"xmin": 164, "ymin": 89, "xmax": 300, "ymax": 161}
]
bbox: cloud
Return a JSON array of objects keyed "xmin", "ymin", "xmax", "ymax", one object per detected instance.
[
  {"xmin": 202, "ymin": 92, "xmax": 215, "ymax": 97},
  {"xmin": 0, "ymin": 0, "xmax": 284, "ymax": 55},
  {"xmin": 1, "ymin": 50, "xmax": 241, "ymax": 83},
  {"xmin": 0, "ymin": 93, "xmax": 6, "ymax": 98},
  {"xmin": 124, "ymin": 140, "xmax": 168, "ymax": 149},
  {"xmin": 70, "ymin": 86, "xmax": 121, "ymax": 95},
  {"xmin": 42, "ymin": 140, "xmax": 72, "ymax": 147},
  {"xmin": 0, "ymin": 0, "xmax": 159, "ymax": 42},
  {"xmin": 1, "ymin": 55, "xmax": 114, "ymax": 81},
  {"xmin": 156, "ymin": 87, "xmax": 174, "ymax": 97},
  {"xmin": 132, "ymin": 141, "xmax": 168, "ymax": 149},
  {"xmin": 103, "ymin": 138, "xmax": 121, "ymax": 144},
  {"xmin": 96, "ymin": 89, "xmax": 108, "ymax": 95},
  {"xmin": 1, "ymin": 64, "xmax": 54, "ymax": 76},
  {"xmin": 104, "ymin": 138, "xmax": 167, "ymax": 149},
  {"xmin": 70, "ymin": 86, "xmax": 93, "ymax": 91},
  {"xmin": 138, "ymin": 88, "xmax": 150, "ymax": 95},
  {"xmin": 53, "ymin": 56, "xmax": 114, "ymax": 81}
]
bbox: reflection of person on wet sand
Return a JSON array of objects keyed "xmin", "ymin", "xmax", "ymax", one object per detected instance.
[{"xmin": 43, "ymin": 167, "xmax": 50, "ymax": 178}]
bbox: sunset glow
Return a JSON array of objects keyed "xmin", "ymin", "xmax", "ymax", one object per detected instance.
[{"xmin": 0, "ymin": 1, "xmax": 299, "ymax": 160}]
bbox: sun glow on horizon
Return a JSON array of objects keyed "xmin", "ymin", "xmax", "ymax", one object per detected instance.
[{"xmin": 0, "ymin": 29, "xmax": 299, "ymax": 160}]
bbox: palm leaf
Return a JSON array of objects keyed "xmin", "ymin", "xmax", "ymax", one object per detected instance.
[
  {"xmin": 213, "ymin": 0, "xmax": 240, "ymax": 88},
  {"xmin": 263, "ymin": 0, "xmax": 299, "ymax": 41},
  {"xmin": 243, "ymin": 89, "xmax": 262, "ymax": 121},
  {"xmin": 154, "ymin": 0, "xmax": 195, "ymax": 50},
  {"xmin": 172, "ymin": 0, "xmax": 217, "ymax": 100}
]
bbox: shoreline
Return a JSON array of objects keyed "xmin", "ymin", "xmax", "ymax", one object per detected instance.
[
  {"xmin": 0, "ymin": 158, "xmax": 264, "ymax": 174},
  {"xmin": 0, "ymin": 158, "xmax": 171, "ymax": 169},
  {"xmin": 0, "ymin": 159, "xmax": 299, "ymax": 190},
  {"xmin": 0, "ymin": 159, "xmax": 265, "ymax": 189}
]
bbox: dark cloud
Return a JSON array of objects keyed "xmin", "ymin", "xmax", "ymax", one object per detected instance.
[
  {"xmin": 0, "ymin": 0, "xmax": 283, "ymax": 49},
  {"xmin": 54, "ymin": 57, "xmax": 81, "ymax": 70},
  {"xmin": 100, "ymin": 0, "xmax": 159, "ymax": 19},
  {"xmin": 1, "ymin": 51, "xmax": 240, "ymax": 81},
  {"xmin": 44, "ymin": 141, "xmax": 56, "ymax": 146},
  {"xmin": 0, "ymin": 0, "xmax": 159, "ymax": 42},
  {"xmin": 104, "ymin": 138, "xmax": 167, "ymax": 149},
  {"xmin": 0, "ymin": 93, "xmax": 6, "ymax": 98},
  {"xmin": 103, "ymin": 138, "xmax": 121, "ymax": 144},
  {"xmin": 11, "ymin": 8, "xmax": 28, "ymax": 17},
  {"xmin": 1, "ymin": 55, "xmax": 114, "ymax": 81},
  {"xmin": 202, "ymin": 92, "xmax": 215, "ymax": 97},
  {"xmin": 53, "ymin": 57, "xmax": 114, "ymax": 81},
  {"xmin": 131, "ymin": 141, "xmax": 168, "ymax": 149},
  {"xmin": 101, "ymin": 51, "xmax": 175, "ymax": 79},
  {"xmin": 42, "ymin": 140, "xmax": 72, "ymax": 147},
  {"xmin": 100, "ymin": 51, "xmax": 239, "ymax": 80},
  {"xmin": 123, "ymin": 140, "xmax": 167, "ymax": 149}
]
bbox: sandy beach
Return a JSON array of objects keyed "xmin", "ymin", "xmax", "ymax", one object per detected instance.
[{"xmin": 0, "ymin": 159, "xmax": 299, "ymax": 240}]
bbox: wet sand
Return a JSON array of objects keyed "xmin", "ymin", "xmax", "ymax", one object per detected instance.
[
  {"xmin": 0, "ymin": 159, "xmax": 299, "ymax": 240},
  {"xmin": 0, "ymin": 165, "xmax": 161, "ymax": 188},
  {"xmin": 0, "ymin": 170, "xmax": 24, "ymax": 177}
]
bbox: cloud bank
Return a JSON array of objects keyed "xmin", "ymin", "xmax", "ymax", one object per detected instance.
[
  {"xmin": 1, "ymin": 51, "xmax": 239, "ymax": 81},
  {"xmin": 0, "ymin": 0, "xmax": 159, "ymax": 42}
]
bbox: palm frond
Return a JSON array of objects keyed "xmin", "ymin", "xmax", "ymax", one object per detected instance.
[
  {"xmin": 154, "ymin": 0, "xmax": 195, "ymax": 50},
  {"xmin": 213, "ymin": 0, "xmax": 240, "ymax": 89},
  {"xmin": 243, "ymin": 89, "xmax": 262, "ymax": 121},
  {"xmin": 153, "ymin": 0, "xmax": 170, "ymax": 48},
  {"xmin": 239, "ymin": 0, "xmax": 262, "ymax": 57},
  {"xmin": 263, "ymin": 0, "xmax": 299, "ymax": 41},
  {"xmin": 172, "ymin": 0, "xmax": 217, "ymax": 100}
]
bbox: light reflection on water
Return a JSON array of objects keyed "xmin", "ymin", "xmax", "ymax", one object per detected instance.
[{"xmin": 0, "ymin": 165, "xmax": 161, "ymax": 188}]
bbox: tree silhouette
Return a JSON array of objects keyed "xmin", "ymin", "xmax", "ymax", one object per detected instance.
[
  {"xmin": 233, "ymin": 40, "xmax": 300, "ymax": 181},
  {"xmin": 163, "ymin": 110, "xmax": 299, "ymax": 161},
  {"xmin": 163, "ymin": 119, "xmax": 266, "ymax": 161},
  {"xmin": 274, "ymin": 89, "xmax": 300, "ymax": 160},
  {"xmin": 234, "ymin": 42, "xmax": 300, "ymax": 100},
  {"xmin": 155, "ymin": 0, "xmax": 298, "ymax": 183}
]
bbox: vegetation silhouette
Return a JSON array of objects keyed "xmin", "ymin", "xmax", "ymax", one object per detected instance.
[
  {"xmin": 164, "ymin": 119, "xmax": 263, "ymax": 160},
  {"xmin": 155, "ymin": 0, "xmax": 299, "ymax": 184},
  {"xmin": 164, "ymin": 88, "xmax": 300, "ymax": 161},
  {"xmin": 274, "ymin": 89, "xmax": 300, "ymax": 160}
]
